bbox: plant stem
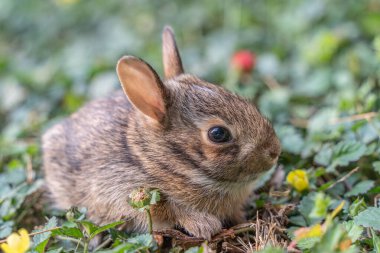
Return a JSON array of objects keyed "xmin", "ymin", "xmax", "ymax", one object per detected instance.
[
  {"xmin": 146, "ymin": 209, "xmax": 153, "ymax": 234},
  {"xmin": 56, "ymin": 236, "xmax": 83, "ymax": 245},
  {"xmin": 94, "ymin": 237, "xmax": 113, "ymax": 252},
  {"xmin": 83, "ymin": 239, "xmax": 89, "ymax": 253}
]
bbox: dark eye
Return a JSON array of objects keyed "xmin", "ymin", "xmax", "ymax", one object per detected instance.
[{"xmin": 208, "ymin": 126, "xmax": 231, "ymax": 143}]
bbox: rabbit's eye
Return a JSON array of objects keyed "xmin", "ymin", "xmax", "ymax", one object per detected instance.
[{"xmin": 208, "ymin": 126, "xmax": 231, "ymax": 143}]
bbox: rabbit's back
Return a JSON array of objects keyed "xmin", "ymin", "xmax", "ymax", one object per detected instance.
[{"xmin": 42, "ymin": 91, "xmax": 147, "ymax": 221}]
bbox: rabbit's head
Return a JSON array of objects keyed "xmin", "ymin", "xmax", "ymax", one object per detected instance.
[{"xmin": 116, "ymin": 27, "xmax": 281, "ymax": 185}]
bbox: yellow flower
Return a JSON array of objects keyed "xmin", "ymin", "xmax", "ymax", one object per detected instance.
[
  {"xmin": 0, "ymin": 229, "xmax": 30, "ymax": 253},
  {"xmin": 287, "ymin": 169, "xmax": 309, "ymax": 192},
  {"xmin": 294, "ymin": 224, "xmax": 324, "ymax": 241}
]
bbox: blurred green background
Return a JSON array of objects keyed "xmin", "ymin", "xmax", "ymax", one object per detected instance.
[
  {"xmin": 0, "ymin": 0, "xmax": 380, "ymax": 244},
  {"xmin": 1, "ymin": 0, "xmax": 379, "ymax": 144}
]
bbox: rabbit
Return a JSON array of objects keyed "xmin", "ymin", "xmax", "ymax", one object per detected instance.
[{"xmin": 42, "ymin": 26, "xmax": 281, "ymax": 240}]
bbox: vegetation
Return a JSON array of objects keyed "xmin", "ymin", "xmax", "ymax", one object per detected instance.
[{"xmin": 0, "ymin": 0, "xmax": 379, "ymax": 252}]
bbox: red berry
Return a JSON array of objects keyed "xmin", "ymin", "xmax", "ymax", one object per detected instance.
[{"xmin": 231, "ymin": 50, "xmax": 256, "ymax": 73}]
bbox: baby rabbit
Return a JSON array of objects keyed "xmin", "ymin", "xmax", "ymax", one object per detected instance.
[{"xmin": 42, "ymin": 26, "xmax": 281, "ymax": 240}]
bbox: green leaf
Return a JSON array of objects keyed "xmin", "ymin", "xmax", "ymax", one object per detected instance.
[
  {"xmin": 348, "ymin": 198, "xmax": 367, "ymax": 217},
  {"xmin": 313, "ymin": 223, "xmax": 357, "ymax": 252},
  {"xmin": 318, "ymin": 181, "xmax": 333, "ymax": 191},
  {"xmin": 297, "ymin": 237, "xmax": 321, "ymax": 250},
  {"xmin": 308, "ymin": 108, "xmax": 338, "ymax": 133},
  {"xmin": 63, "ymin": 92, "xmax": 85, "ymax": 113},
  {"xmin": 149, "ymin": 189, "xmax": 161, "ymax": 205},
  {"xmin": 369, "ymin": 186, "xmax": 380, "ymax": 194},
  {"xmin": 354, "ymin": 207, "xmax": 380, "ymax": 230},
  {"xmin": 373, "ymin": 161, "xmax": 380, "ymax": 175},
  {"xmin": 372, "ymin": 229, "xmax": 380, "ymax": 253},
  {"xmin": 127, "ymin": 233, "xmax": 155, "ymax": 247},
  {"xmin": 99, "ymin": 234, "xmax": 157, "ymax": 253},
  {"xmin": 289, "ymin": 215, "xmax": 307, "ymax": 227},
  {"xmin": 32, "ymin": 217, "xmax": 58, "ymax": 253},
  {"xmin": 78, "ymin": 220, "xmax": 98, "ymax": 236},
  {"xmin": 313, "ymin": 167, "xmax": 326, "ymax": 178},
  {"xmin": 303, "ymin": 31, "xmax": 342, "ymax": 65},
  {"xmin": 310, "ymin": 192, "xmax": 331, "ymax": 219},
  {"xmin": 343, "ymin": 221, "xmax": 363, "ymax": 242},
  {"xmin": 185, "ymin": 246, "xmax": 204, "ymax": 253},
  {"xmin": 345, "ymin": 180, "xmax": 374, "ymax": 197},
  {"xmin": 0, "ymin": 221, "xmax": 14, "ymax": 238},
  {"xmin": 89, "ymin": 220, "xmax": 125, "ymax": 239},
  {"xmin": 1, "ymin": 168, "xmax": 25, "ymax": 185},
  {"xmin": 275, "ymin": 126, "xmax": 304, "ymax": 154},
  {"xmin": 298, "ymin": 192, "xmax": 324, "ymax": 225},
  {"xmin": 314, "ymin": 145, "xmax": 332, "ymax": 166},
  {"xmin": 46, "ymin": 248, "xmax": 63, "ymax": 253},
  {"xmin": 52, "ymin": 226, "xmax": 83, "ymax": 239},
  {"xmin": 327, "ymin": 141, "xmax": 366, "ymax": 172}
]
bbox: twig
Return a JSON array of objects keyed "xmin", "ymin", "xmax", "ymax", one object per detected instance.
[
  {"xmin": 269, "ymin": 188, "xmax": 291, "ymax": 198},
  {"xmin": 26, "ymin": 154, "xmax": 34, "ymax": 184},
  {"xmin": 232, "ymin": 225, "xmax": 255, "ymax": 236},
  {"xmin": 255, "ymin": 211, "xmax": 259, "ymax": 251},
  {"xmin": 327, "ymin": 167, "xmax": 360, "ymax": 190},
  {"xmin": 290, "ymin": 118, "xmax": 308, "ymax": 128},
  {"xmin": 154, "ymin": 222, "xmax": 257, "ymax": 246},
  {"xmin": 262, "ymin": 223, "xmax": 276, "ymax": 247},
  {"xmin": 236, "ymin": 236, "xmax": 253, "ymax": 252},
  {"xmin": 329, "ymin": 112, "xmax": 378, "ymax": 125},
  {"xmin": 222, "ymin": 241, "xmax": 246, "ymax": 252},
  {"xmin": 291, "ymin": 111, "xmax": 378, "ymax": 129},
  {"xmin": 0, "ymin": 227, "xmax": 61, "ymax": 243},
  {"xmin": 262, "ymin": 76, "xmax": 281, "ymax": 90},
  {"xmin": 29, "ymin": 226, "xmax": 61, "ymax": 237}
]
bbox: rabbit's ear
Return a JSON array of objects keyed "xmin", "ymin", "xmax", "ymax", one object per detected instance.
[
  {"xmin": 162, "ymin": 26, "xmax": 184, "ymax": 79},
  {"xmin": 117, "ymin": 56, "xmax": 167, "ymax": 122}
]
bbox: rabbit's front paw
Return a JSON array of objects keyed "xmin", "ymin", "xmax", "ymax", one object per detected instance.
[{"xmin": 178, "ymin": 213, "xmax": 222, "ymax": 240}]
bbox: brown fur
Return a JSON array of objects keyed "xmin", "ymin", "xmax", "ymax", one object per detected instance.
[{"xmin": 42, "ymin": 27, "xmax": 281, "ymax": 239}]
